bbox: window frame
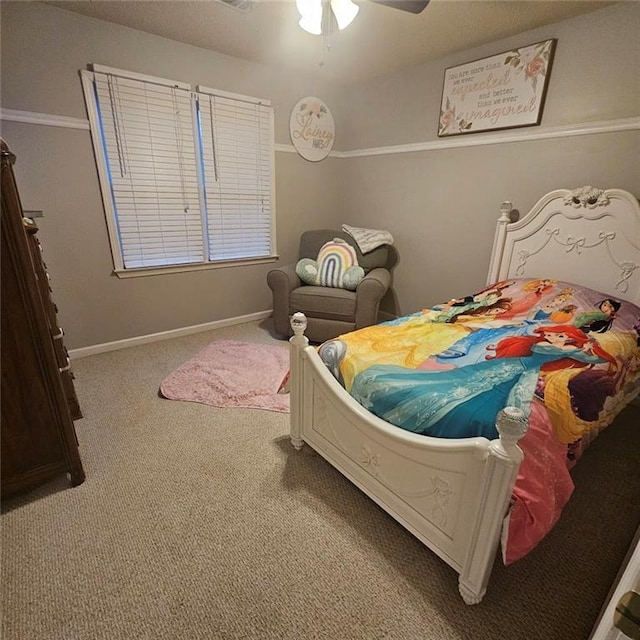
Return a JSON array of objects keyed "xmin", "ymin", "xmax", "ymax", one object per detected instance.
[{"xmin": 80, "ymin": 65, "xmax": 277, "ymax": 278}]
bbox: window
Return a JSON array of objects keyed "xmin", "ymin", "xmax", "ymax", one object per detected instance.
[{"xmin": 81, "ymin": 65, "xmax": 275, "ymax": 276}]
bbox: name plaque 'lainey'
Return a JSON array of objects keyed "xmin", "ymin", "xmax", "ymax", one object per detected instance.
[{"xmin": 289, "ymin": 96, "xmax": 335, "ymax": 162}]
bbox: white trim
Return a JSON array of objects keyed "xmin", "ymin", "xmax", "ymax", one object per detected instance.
[
  {"xmin": 2, "ymin": 110, "xmax": 635, "ymax": 157},
  {"xmin": 589, "ymin": 526, "xmax": 640, "ymax": 640},
  {"xmin": 0, "ymin": 108, "xmax": 90, "ymax": 130},
  {"xmin": 336, "ymin": 117, "xmax": 640, "ymax": 158},
  {"xmin": 68, "ymin": 310, "xmax": 273, "ymax": 359},
  {"xmin": 196, "ymin": 85, "xmax": 270, "ymax": 106},
  {"xmin": 279, "ymin": 117, "xmax": 639, "ymax": 157},
  {"xmin": 269, "ymin": 107, "xmax": 278, "ymax": 257},
  {"xmin": 79, "ymin": 69, "xmax": 126, "ymax": 272},
  {"xmin": 90, "ymin": 64, "xmax": 191, "ymax": 90},
  {"xmin": 113, "ymin": 255, "xmax": 278, "ymax": 278},
  {"xmin": 192, "ymin": 96, "xmax": 211, "ymax": 261}
]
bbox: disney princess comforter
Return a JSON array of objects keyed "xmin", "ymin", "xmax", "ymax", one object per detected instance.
[{"xmin": 318, "ymin": 278, "xmax": 640, "ymax": 563}]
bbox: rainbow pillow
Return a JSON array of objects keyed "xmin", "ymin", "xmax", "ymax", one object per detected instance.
[{"xmin": 296, "ymin": 238, "xmax": 365, "ymax": 291}]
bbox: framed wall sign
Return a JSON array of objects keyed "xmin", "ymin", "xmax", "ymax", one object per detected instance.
[
  {"xmin": 438, "ymin": 39, "xmax": 556, "ymax": 137},
  {"xmin": 289, "ymin": 96, "xmax": 335, "ymax": 162}
]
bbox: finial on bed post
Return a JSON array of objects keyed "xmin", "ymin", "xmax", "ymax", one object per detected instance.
[
  {"xmin": 458, "ymin": 406, "xmax": 528, "ymax": 605},
  {"xmin": 290, "ymin": 312, "xmax": 308, "ymax": 340},
  {"xmin": 289, "ymin": 313, "xmax": 309, "ymax": 450},
  {"xmin": 487, "ymin": 202, "xmax": 514, "ymax": 286},
  {"xmin": 494, "ymin": 406, "xmax": 528, "ymax": 457},
  {"xmin": 499, "ymin": 201, "xmax": 513, "ymax": 223}
]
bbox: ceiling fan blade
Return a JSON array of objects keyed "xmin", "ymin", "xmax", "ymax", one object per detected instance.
[{"xmin": 369, "ymin": 0, "xmax": 430, "ymax": 14}]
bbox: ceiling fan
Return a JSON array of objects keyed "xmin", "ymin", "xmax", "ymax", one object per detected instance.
[{"xmin": 297, "ymin": 0, "xmax": 430, "ymax": 35}]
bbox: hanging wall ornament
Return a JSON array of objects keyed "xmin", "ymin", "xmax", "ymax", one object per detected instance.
[{"xmin": 289, "ymin": 96, "xmax": 335, "ymax": 162}]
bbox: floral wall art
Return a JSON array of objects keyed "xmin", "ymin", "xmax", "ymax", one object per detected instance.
[
  {"xmin": 289, "ymin": 96, "xmax": 335, "ymax": 162},
  {"xmin": 438, "ymin": 39, "xmax": 556, "ymax": 137}
]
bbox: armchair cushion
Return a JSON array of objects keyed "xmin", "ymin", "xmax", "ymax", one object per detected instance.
[
  {"xmin": 299, "ymin": 230, "xmax": 388, "ymax": 273},
  {"xmin": 290, "ymin": 286, "xmax": 356, "ymax": 322},
  {"xmin": 295, "ymin": 238, "xmax": 365, "ymax": 291}
]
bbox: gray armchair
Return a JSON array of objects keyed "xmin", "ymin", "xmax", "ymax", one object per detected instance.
[{"xmin": 267, "ymin": 229, "xmax": 392, "ymax": 343}]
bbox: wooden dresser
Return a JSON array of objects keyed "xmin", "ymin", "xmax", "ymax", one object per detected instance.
[{"xmin": 1, "ymin": 139, "xmax": 85, "ymax": 498}]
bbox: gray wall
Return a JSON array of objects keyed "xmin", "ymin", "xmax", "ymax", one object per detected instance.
[
  {"xmin": 2, "ymin": 2, "xmax": 639, "ymax": 347},
  {"xmin": 339, "ymin": 2, "xmax": 640, "ymax": 313},
  {"xmin": 1, "ymin": 1, "xmax": 346, "ymax": 348}
]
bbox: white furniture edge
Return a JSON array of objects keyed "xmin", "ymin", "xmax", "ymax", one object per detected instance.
[
  {"xmin": 589, "ymin": 524, "xmax": 640, "ymax": 640},
  {"xmin": 487, "ymin": 186, "xmax": 640, "ymax": 302},
  {"xmin": 288, "ymin": 185, "xmax": 640, "ymax": 605}
]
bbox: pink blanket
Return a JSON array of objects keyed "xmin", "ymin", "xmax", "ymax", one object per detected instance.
[{"xmin": 502, "ymin": 401, "xmax": 575, "ymax": 564}]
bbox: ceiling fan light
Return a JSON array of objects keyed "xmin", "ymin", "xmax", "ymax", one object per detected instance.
[
  {"xmin": 298, "ymin": 15, "xmax": 322, "ymax": 35},
  {"xmin": 330, "ymin": 0, "xmax": 359, "ymax": 30},
  {"xmin": 297, "ymin": 0, "xmax": 323, "ymax": 35}
]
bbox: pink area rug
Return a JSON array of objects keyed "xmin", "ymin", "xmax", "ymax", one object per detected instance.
[{"xmin": 160, "ymin": 340, "xmax": 290, "ymax": 413}]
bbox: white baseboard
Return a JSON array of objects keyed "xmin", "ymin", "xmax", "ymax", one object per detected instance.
[{"xmin": 69, "ymin": 310, "xmax": 273, "ymax": 359}]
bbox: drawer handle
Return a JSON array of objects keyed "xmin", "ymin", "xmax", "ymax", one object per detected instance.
[
  {"xmin": 53, "ymin": 327, "xmax": 65, "ymax": 340},
  {"xmin": 59, "ymin": 357, "xmax": 71, "ymax": 373}
]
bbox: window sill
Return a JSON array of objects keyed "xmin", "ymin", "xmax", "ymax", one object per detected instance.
[{"xmin": 113, "ymin": 255, "xmax": 280, "ymax": 278}]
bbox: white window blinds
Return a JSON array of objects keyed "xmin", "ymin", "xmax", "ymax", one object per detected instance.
[
  {"xmin": 83, "ymin": 66, "xmax": 275, "ymax": 273},
  {"xmin": 198, "ymin": 91, "xmax": 273, "ymax": 261}
]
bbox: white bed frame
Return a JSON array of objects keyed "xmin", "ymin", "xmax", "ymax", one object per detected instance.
[{"xmin": 288, "ymin": 186, "xmax": 640, "ymax": 604}]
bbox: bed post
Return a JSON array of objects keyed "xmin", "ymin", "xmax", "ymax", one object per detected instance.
[
  {"xmin": 458, "ymin": 407, "xmax": 528, "ymax": 605},
  {"xmin": 486, "ymin": 201, "xmax": 513, "ymax": 286},
  {"xmin": 289, "ymin": 312, "xmax": 309, "ymax": 450}
]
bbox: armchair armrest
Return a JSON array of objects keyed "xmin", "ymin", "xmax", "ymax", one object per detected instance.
[
  {"xmin": 267, "ymin": 264, "xmax": 300, "ymax": 292},
  {"xmin": 354, "ymin": 267, "xmax": 391, "ymax": 329},
  {"xmin": 267, "ymin": 264, "xmax": 302, "ymax": 336}
]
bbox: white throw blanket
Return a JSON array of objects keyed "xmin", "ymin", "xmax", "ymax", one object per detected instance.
[{"xmin": 342, "ymin": 224, "xmax": 394, "ymax": 254}]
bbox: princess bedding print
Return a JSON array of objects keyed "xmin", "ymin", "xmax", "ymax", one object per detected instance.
[{"xmin": 317, "ymin": 278, "xmax": 640, "ymax": 563}]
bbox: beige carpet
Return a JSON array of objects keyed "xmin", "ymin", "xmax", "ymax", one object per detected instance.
[{"xmin": 2, "ymin": 318, "xmax": 639, "ymax": 640}]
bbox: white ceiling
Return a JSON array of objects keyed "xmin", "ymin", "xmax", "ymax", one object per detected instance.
[{"xmin": 45, "ymin": 0, "xmax": 616, "ymax": 85}]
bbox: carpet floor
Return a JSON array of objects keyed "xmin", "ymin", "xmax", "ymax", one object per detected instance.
[{"xmin": 2, "ymin": 319, "xmax": 639, "ymax": 640}]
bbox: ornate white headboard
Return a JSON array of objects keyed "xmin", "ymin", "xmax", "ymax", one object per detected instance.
[{"xmin": 487, "ymin": 186, "xmax": 640, "ymax": 306}]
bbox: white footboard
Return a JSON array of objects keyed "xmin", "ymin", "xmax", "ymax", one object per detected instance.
[{"xmin": 289, "ymin": 312, "xmax": 527, "ymax": 604}]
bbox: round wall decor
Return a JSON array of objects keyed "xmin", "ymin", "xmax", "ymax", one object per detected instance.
[{"xmin": 289, "ymin": 96, "xmax": 335, "ymax": 162}]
